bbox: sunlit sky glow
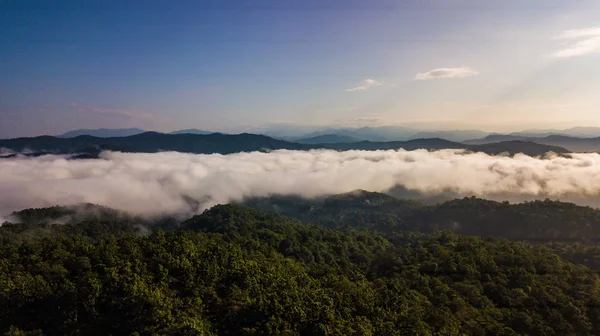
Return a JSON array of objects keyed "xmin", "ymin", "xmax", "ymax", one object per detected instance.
[{"xmin": 1, "ymin": 0, "xmax": 600, "ymax": 137}]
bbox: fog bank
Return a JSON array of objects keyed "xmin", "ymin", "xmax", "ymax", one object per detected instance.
[{"xmin": 2, "ymin": 149, "xmax": 600, "ymax": 217}]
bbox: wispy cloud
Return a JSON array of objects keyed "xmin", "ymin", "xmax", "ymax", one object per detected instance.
[
  {"xmin": 416, "ymin": 67, "xmax": 480, "ymax": 80},
  {"xmin": 346, "ymin": 79, "xmax": 383, "ymax": 92},
  {"xmin": 551, "ymin": 27, "xmax": 600, "ymax": 58}
]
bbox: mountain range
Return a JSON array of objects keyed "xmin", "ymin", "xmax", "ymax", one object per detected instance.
[
  {"xmin": 510, "ymin": 127, "xmax": 600, "ymax": 138},
  {"xmin": 0, "ymin": 132, "xmax": 570, "ymax": 158},
  {"xmin": 50, "ymin": 126, "xmax": 600, "ymax": 145},
  {"xmin": 4, "ymin": 126, "xmax": 598, "ymax": 156},
  {"xmin": 57, "ymin": 128, "xmax": 215, "ymax": 138},
  {"xmin": 57, "ymin": 128, "xmax": 146, "ymax": 138},
  {"xmin": 168, "ymin": 129, "xmax": 214, "ymax": 135},
  {"xmin": 464, "ymin": 134, "xmax": 600, "ymax": 152},
  {"xmin": 294, "ymin": 134, "xmax": 361, "ymax": 144}
]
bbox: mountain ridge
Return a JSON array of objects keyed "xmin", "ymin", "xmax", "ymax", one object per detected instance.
[
  {"xmin": 464, "ymin": 134, "xmax": 600, "ymax": 152},
  {"xmin": 42, "ymin": 125, "xmax": 600, "ymax": 145},
  {"xmin": 169, "ymin": 129, "xmax": 215, "ymax": 135},
  {"xmin": 0, "ymin": 132, "xmax": 570, "ymax": 157},
  {"xmin": 57, "ymin": 128, "xmax": 146, "ymax": 138}
]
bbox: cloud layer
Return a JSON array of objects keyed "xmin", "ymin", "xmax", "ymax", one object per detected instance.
[
  {"xmin": 346, "ymin": 79, "xmax": 383, "ymax": 92},
  {"xmin": 3, "ymin": 150, "xmax": 600, "ymax": 218},
  {"xmin": 416, "ymin": 67, "xmax": 479, "ymax": 80},
  {"xmin": 552, "ymin": 27, "xmax": 600, "ymax": 58}
]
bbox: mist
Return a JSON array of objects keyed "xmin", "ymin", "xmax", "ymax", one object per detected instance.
[{"xmin": 1, "ymin": 149, "xmax": 600, "ymax": 217}]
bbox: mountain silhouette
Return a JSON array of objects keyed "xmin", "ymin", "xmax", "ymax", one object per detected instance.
[{"xmin": 0, "ymin": 132, "xmax": 570, "ymax": 157}]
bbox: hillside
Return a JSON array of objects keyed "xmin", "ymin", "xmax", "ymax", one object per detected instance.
[
  {"xmin": 3, "ymin": 201, "xmax": 600, "ymax": 334},
  {"xmin": 243, "ymin": 190, "xmax": 600, "ymax": 242}
]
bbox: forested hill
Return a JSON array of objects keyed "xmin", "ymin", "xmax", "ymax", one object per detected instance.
[
  {"xmin": 0, "ymin": 132, "xmax": 569, "ymax": 157},
  {"xmin": 5, "ymin": 192, "xmax": 600, "ymax": 243},
  {"xmin": 4, "ymin": 203, "xmax": 600, "ymax": 335},
  {"xmin": 242, "ymin": 191, "xmax": 600, "ymax": 242}
]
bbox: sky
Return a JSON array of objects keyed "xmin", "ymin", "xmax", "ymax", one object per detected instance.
[{"xmin": 1, "ymin": 0, "xmax": 600, "ymax": 138}]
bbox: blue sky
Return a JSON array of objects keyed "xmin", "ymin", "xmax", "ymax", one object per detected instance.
[{"xmin": 1, "ymin": 0, "xmax": 600, "ymax": 137}]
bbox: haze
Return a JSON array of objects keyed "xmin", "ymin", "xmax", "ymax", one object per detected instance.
[{"xmin": 2, "ymin": 1, "xmax": 600, "ymax": 138}]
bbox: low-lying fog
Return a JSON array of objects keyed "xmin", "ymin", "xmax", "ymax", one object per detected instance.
[{"xmin": 2, "ymin": 149, "xmax": 600, "ymax": 218}]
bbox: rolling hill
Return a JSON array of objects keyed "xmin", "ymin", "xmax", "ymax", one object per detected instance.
[
  {"xmin": 5, "ymin": 198, "xmax": 600, "ymax": 335},
  {"xmin": 242, "ymin": 190, "xmax": 600, "ymax": 242}
]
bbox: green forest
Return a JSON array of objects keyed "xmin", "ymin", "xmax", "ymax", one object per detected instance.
[{"xmin": 4, "ymin": 193, "xmax": 600, "ymax": 335}]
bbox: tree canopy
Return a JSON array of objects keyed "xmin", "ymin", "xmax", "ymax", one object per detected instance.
[{"xmin": 3, "ymin": 198, "xmax": 600, "ymax": 335}]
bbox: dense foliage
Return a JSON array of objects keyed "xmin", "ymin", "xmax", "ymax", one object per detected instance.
[
  {"xmin": 0, "ymin": 204, "xmax": 179, "ymax": 246},
  {"xmin": 244, "ymin": 191, "xmax": 600, "ymax": 242},
  {"xmin": 3, "ymin": 200, "xmax": 600, "ymax": 335}
]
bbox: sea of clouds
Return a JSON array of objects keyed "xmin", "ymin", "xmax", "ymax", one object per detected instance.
[{"xmin": 2, "ymin": 149, "xmax": 600, "ymax": 218}]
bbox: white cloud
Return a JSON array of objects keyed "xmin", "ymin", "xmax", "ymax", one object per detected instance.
[
  {"xmin": 3, "ymin": 150, "xmax": 600, "ymax": 218},
  {"xmin": 416, "ymin": 67, "xmax": 480, "ymax": 80},
  {"xmin": 551, "ymin": 27, "xmax": 600, "ymax": 58},
  {"xmin": 556, "ymin": 27, "xmax": 600, "ymax": 40},
  {"xmin": 346, "ymin": 79, "xmax": 383, "ymax": 92}
]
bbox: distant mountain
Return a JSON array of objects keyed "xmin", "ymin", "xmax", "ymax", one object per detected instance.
[
  {"xmin": 0, "ymin": 133, "xmax": 570, "ymax": 158},
  {"xmin": 509, "ymin": 132, "xmax": 565, "ymax": 138},
  {"xmin": 463, "ymin": 134, "xmax": 532, "ymax": 145},
  {"xmin": 169, "ymin": 129, "xmax": 215, "ymax": 135},
  {"xmin": 57, "ymin": 128, "xmax": 145, "ymax": 138},
  {"xmin": 322, "ymin": 138, "xmax": 568, "ymax": 156},
  {"xmin": 468, "ymin": 140, "xmax": 569, "ymax": 156},
  {"xmin": 295, "ymin": 127, "xmax": 493, "ymax": 142},
  {"xmin": 287, "ymin": 126, "xmax": 600, "ymax": 145},
  {"xmin": 0, "ymin": 132, "xmax": 306, "ymax": 156},
  {"xmin": 342, "ymin": 126, "xmax": 419, "ymax": 141},
  {"xmin": 539, "ymin": 135, "xmax": 600, "ymax": 152},
  {"xmin": 295, "ymin": 134, "xmax": 360, "ymax": 144},
  {"xmin": 408, "ymin": 130, "xmax": 490, "ymax": 142},
  {"xmin": 512, "ymin": 127, "xmax": 600, "ymax": 138},
  {"xmin": 298, "ymin": 126, "xmax": 419, "ymax": 142},
  {"xmin": 566, "ymin": 127, "xmax": 600, "ymax": 138},
  {"xmin": 323, "ymin": 138, "xmax": 466, "ymax": 151},
  {"xmin": 465, "ymin": 134, "xmax": 600, "ymax": 152}
]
